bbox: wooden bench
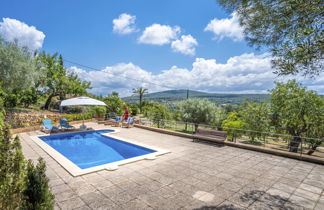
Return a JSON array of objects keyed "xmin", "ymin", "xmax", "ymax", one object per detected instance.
[{"xmin": 193, "ymin": 128, "xmax": 227, "ymax": 144}]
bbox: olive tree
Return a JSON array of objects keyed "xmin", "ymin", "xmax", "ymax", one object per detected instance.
[
  {"xmin": 0, "ymin": 38, "xmax": 40, "ymax": 93},
  {"xmin": 0, "ymin": 38, "xmax": 43, "ymax": 108},
  {"xmin": 178, "ymin": 98, "xmax": 218, "ymax": 131},
  {"xmin": 217, "ymin": 0, "xmax": 323, "ymax": 77},
  {"xmin": 270, "ymin": 80, "xmax": 323, "ymax": 153},
  {"xmin": 240, "ymin": 102, "xmax": 271, "ymax": 141}
]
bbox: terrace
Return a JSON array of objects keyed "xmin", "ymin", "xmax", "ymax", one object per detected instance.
[{"xmin": 19, "ymin": 122, "xmax": 324, "ymax": 210}]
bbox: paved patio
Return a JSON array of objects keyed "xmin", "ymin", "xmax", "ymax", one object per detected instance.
[{"xmin": 19, "ymin": 122, "xmax": 324, "ymax": 210}]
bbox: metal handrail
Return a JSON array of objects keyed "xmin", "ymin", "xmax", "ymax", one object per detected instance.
[{"xmin": 138, "ymin": 118, "xmax": 324, "ymax": 156}]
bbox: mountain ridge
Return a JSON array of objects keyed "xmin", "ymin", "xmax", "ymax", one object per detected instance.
[{"xmin": 123, "ymin": 89, "xmax": 270, "ymax": 105}]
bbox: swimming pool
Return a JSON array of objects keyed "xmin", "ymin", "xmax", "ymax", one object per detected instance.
[{"xmin": 33, "ymin": 129, "xmax": 169, "ymax": 176}]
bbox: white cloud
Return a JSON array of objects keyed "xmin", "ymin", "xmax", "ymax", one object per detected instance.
[
  {"xmin": 204, "ymin": 12, "xmax": 244, "ymax": 42},
  {"xmin": 171, "ymin": 35, "xmax": 198, "ymax": 56},
  {"xmin": 0, "ymin": 18, "xmax": 45, "ymax": 51},
  {"xmin": 138, "ymin": 24, "xmax": 180, "ymax": 45},
  {"xmin": 68, "ymin": 53, "xmax": 324, "ymax": 96},
  {"xmin": 112, "ymin": 13, "xmax": 137, "ymax": 35}
]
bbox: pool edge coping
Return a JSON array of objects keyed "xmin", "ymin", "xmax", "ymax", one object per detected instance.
[{"xmin": 30, "ymin": 129, "xmax": 170, "ymax": 176}]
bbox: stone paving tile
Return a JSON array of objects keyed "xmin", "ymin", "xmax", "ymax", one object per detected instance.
[
  {"xmin": 99, "ymin": 185, "xmax": 125, "ymax": 198},
  {"xmin": 227, "ymin": 191, "xmax": 257, "ymax": 208},
  {"xmin": 73, "ymin": 184, "xmax": 96, "ymax": 196},
  {"xmin": 108, "ymin": 190, "xmax": 136, "ymax": 206},
  {"xmin": 303, "ymin": 178, "xmax": 324, "ymax": 189},
  {"xmin": 217, "ymin": 200, "xmax": 246, "ymax": 210},
  {"xmin": 272, "ymin": 182, "xmax": 297, "ymax": 194},
  {"xmin": 289, "ymin": 194, "xmax": 317, "ymax": 209},
  {"xmin": 51, "ymin": 184, "xmax": 71, "ymax": 194},
  {"xmin": 315, "ymin": 196, "xmax": 324, "ymax": 210},
  {"xmin": 73, "ymin": 206, "xmax": 91, "ymax": 210},
  {"xmin": 54, "ymin": 189, "xmax": 78, "ymax": 202},
  {"xmin": 156, "ymin": 186, "xmax": 178, "ymax": 198},
  {"xmin": 293, "ymin": 188, "xmax": 320, "ymax": 202},
  {"xmin": 120, "ymin": 198, "xmax": 154, "ymax": 210},
  {"xmin": 58, "ymin": 197, "xmax": 86, "ymax": 210},
  {"xmin": 19, "ymin": 123, "xmax": 324, "ymax": 210}
]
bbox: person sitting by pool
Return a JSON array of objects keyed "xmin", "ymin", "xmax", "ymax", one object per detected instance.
[{"xmin": 122, "ymin": 107, "xmax": 129, "ymax": 122}]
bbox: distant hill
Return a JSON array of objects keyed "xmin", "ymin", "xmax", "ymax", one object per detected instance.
[{"xmin": 123, "ymin": 89, "xmax": 270, "ymax": 105}]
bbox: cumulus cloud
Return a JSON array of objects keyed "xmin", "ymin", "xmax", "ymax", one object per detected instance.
[
  {"xmin": 0, "ymin": 18, "xmax": 45, "ymax": 51},
  {"xmin": 112, "ymin": 13, "xmax": 138, "ymax": 34},
  {"xmin": 204, "ymin": 12, "xmax": 244, "ymax": 42},
  {"xmin": 138, "ymin": 24, "xmax": 180, "ymax": 45},
  {"xmin": 68, "ymin": 53, "xmax": 324, "ymax": 96},
  {"xmin": 171, "ymin": 35, "xmax": 198, "ymax": 56}
]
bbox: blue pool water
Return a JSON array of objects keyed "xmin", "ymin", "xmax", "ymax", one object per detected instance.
[{"xmin": 40, "ymin": 130, "xmax": 156, "ymax": 169}]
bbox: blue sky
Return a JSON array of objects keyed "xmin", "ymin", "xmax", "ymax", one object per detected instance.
[{"xmin": 0, "ymin": 0, "xmax": 322, "ymax": 96}]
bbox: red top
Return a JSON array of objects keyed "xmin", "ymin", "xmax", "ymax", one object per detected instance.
[{"xmin": 123, "ymin": 108, "xmax": 129, "ymax": 121}]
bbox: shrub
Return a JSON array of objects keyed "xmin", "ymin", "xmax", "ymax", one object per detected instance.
[
  {"xmin": 23, "ymin": 158, "xmax": 54, "ymax": 210},
  {"xmin": 0, "ymin": 91, "xmax": 54, "ymax": 209},
  {"xmin": 222, "ymin": 112, "xmax": 245, "ymax": 141},
  {"xmin": 61, "ymin": 112, "xmax": 93, "ymax": 121},
  {"xmin": 128, "ymin": 103, "xmax": 139, "ymax": 116},
  {"xmin": 92, "ymin": 106, "xmax": 106, "ymax": 118}
]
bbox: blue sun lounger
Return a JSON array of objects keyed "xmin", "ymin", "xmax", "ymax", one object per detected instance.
[
  {"xmin": 122, "ymin": 117, "xmax": 134, "ymax": 128},
  {"xmin": 59, "ymin": 118, "xmax": 75, "ymax": 129},
  {"xmin": 42, "ymin": 119, "xmax": 59, "ymax": 133},
  {"xmin": 111, "ymin": 117, "xmax": 122, "ymax": 127}
]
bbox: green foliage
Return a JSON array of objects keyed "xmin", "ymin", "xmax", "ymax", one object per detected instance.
[
  {"xmin": 23, "ymin": 158, "xmax": 54, "ymax": 210},
  {"xmin": 146, "ymin": 103, "xmax": 171, "ymax": 128},
  {"xmin": 127, "ymin": 103, "xmax": 139, "ymax": 116},
  {"xmin": 213, "ymin": 106, "xmax": 227, "ymax": 127},
  {"xmin": 178, "ymin": 98, "xmax": 220, "ymax": 131},
  {"xmin": 270, "ymin": 80, "xmax": 324, "ymax": 152},
  {"xmin": 132, "ymin": 87, "xmax": 148, "ymax": 113},
  {"xmin": 221, "ymin": 112, "xmax": 245, "ymax": 141},
  {"xmin": 61, "ymin": 112, "xmax": 93, "ymax": 122},
  {"xmin": 305, "ymin": 113, "xmax": 324, "ymax": 155},
  {"xmin": 240, "ymin": 102, "xmax": 271, "ymax": 141},
  {"xmin": 92, "ymin": 106, "xmax": 106, "ymax": 118},
  {"xmin": 104, "ymin": 95, "xmax": 126, "ymax": 115},
  {"xmin": 36, "ymin": 52, "xmax": 91, "ymax": 110},
  {"xmin": 0, "ymin": 130, "xmax": 25, "ymax": 209},
  {"xmin": 111, "ymin": 91, "xmax": 119, "ymax": 97},
  {"xmin": 217, "ymin": 0, "xmax": 323, "ymax": 76},
  {"xmin": 0, "ymin": 90, "xmax": 24, "ymax": 208},
  {"xmin": 3, "ymin": 93, "xmax": 20, "ymax": 108},
  {"xmin": 19, "ymin": 88, "xmax": 39, "ymax": 108},
  {"xmin": 0, "ymin": 38, "xmax": 41, "ymax": 94},
  {"xmin": 0, "ymin": 92, "xmax": 53, "ymax": 209}
]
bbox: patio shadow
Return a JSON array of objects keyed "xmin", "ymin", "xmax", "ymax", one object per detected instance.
[{"xmin": 193, "ymin": 190, "xmax": 302, "ymax": 210}]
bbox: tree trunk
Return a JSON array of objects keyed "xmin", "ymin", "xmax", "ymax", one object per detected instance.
[
  {"xmin": 307, "ymin": 141, "xmax": 322, "ymax": 155},
  {"xmin": 194, "ymin": 124, "xmax": 198, "ymax": 133},
  {"xmin": 139, "ymin": 95, "xmax": 143, "ymax": 113},
  {"xmin": 44, "ymin": 93, "xmax": 54, "ymax": 110},
  {"xmin": 289, "ymin": 136, "xmax": 302, "ymax": 153}
]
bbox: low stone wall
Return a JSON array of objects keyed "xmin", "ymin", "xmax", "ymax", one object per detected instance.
[
  {"xmin": 6, "ymin": 111, "xmax": 61, "ymax": 129},
  {"xmin": 10, "ymin": 119, "xmax": 96, "ymax": 134}
]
